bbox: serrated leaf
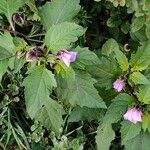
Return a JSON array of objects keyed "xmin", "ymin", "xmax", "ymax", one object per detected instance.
[
  {"xmin": 57, "ymin": 70, "xmax": 106, "ymax": 108},
  {"xmin": 36, "ymin": 98, "xmax": 64, "ymax": 135},
  {"xmin": 23, "ymin": 66, "xmax": 57, "ymax": 118},
  {"xmin": 68, "ymin": 106, "xmax": 105, "ymax": 122},
  {"xmin": 121, "ymin": 21, "xmax": 130, "ymax": 34},
  {"xmin": 96, "ymin": 125, "xmax": 115, "ymax": 150},
  {"xmin": 40, "ymin": 0, "xmax": 80, "ymax": 29},
  {"xmin": 101, "ymin": 38, "xmax": 119, "ymax": 56},
  {"xmin": 102, "ymin": 93, "xmax": 133, "ymax": 125},
  {"xmin": 129, "ymin": 72, "xmax": 150, "ymax": 85},
  {"xmin": 113, "ymin": 44, "xmax": 129, "ymax": 72},
  {"xmin": 0, "ymin": 33, "xmax": 16, "ymax": 61},
  {"xmin": 45, "ymin": 22, "xmax": 85, "ymax": 53},
  {"xmin": 124, "ymin": 132, "xmax": 150, "ymax": 150},
  {"xmin": 121, "ymin": 121, "xmax": 141, "ymax": 145},
  {"xmin": 0, "ymin": 0, "xmax": 24, "ymax": 30},
  {"xmin": 145, "ymin": 18, "xmax": 150, "ymax": 38},
  {"xmin": 56, "ymin": 61, "xmax": 75, "ymax": 80},
  {"xmin": 0, "ymin": 59, "xmax": 8, "ymax": 81},
  {"xmin": 136, "ymin": 85, "xmax": 150, "ymax": 104},
  {"xmin": 130, "ymin": 41, "xmax": 150, "ymax": 71},
  {"xmin": 87, "ymin": 57, "xmax": 120, "ymax": 89},
  {"xmin": 0, "ymin": 33, "xmax": 15, "ymax": 80},
  {"xmin": 25, "ymin": 0, "xmax": 39, "ymax": 15},
  {"xmin": 142, "ymin": 113, "xmax": 150, "ymax": 132},
  {"xmin": 131, "ymin": 16, "xmax": 145, "ymax": 33},
  {"xmin": 73, "ymin": 46, "xmax": 101, "ymax": 69}
]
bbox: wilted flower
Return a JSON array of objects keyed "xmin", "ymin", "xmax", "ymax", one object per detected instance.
[
  {"xmin": 58, "ymin": 50, "xmax": 78, "ymax": 67},
  {"xmin": 26, "ymin": 47, "xmax": 43, "ymax": 62},
  {"xmin": 113, "ymin": 77, "xmax": 125, "ymax": 92},
  {"xmin": 13, "ymin": 12, "xmax": 25, "ymax": 26},
  {"xmin": 123, "ymin": 108, "xmax": 142, "ymax": 124}
]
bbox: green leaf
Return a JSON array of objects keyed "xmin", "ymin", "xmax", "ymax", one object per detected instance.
[
  {"xmin": 0, "ymin": 0, "xmax": 24, "ymax": 30},
  {"xmin": 68, "ymin": 106, "xmax": 105, "ymax": 122},
  {"xmin": 124, "ymin": 132, "xmax": 150, "ymax": 150},
  {"xmin": 136, "ymin": 85, "xmax": 150, "ymax": 104},
  {"xmin": 87, "ymin": 57, "xmax": 120, "ymax": 89},
  {"xmin": 23, "ymin": 66, "xmax": 57, "ymax": 118},
  {"xmin": 113, "ymin": 44, "xmax": 129, "ymax": 72},
  {"xmin": 0, "ymin": 33, "xmax": 16, "ymax": 61},
  {"xmin": 36, "ymin": 98, "xmax": 64, "ymax": 135},
  {"xmin": 129, "ymin": 72, "xmax": 150, "ymax": 85},
  {"xmin": 121, "ymin": 121, "xmax": 141, "ymax": 145},
  {"xmin": 102, "ymin": 39, "xmax": 129, "ymax": 71},
  {"xmin": 101, "ymin": 38, "xmax": 119, "ymax": 56},
  {"xmin": 131, "ymin": 16, "xmax": 145, "ymax": 33},
  {"xmin": 0, "ymin": 33, "xmax": 15, "ymax": 79},
  {"xmin": 56, "ymin": 61, "xmax": 75, "ymax": 79},
  {"xmin": 96, "ymin": 125, "xmax": 115, "ymax": 150},
  {"xmin": 40, "ymin": 0, "xmax": 80, "ymax": 29},
  {"xmin": 0, "ymin": 59, "xmax": 8, "ymax": 81},
  {"xmin": 57, "ymin": 70, "xmax": 106, "ymax": 108},
  {"xmin": 130, "ymin": 41, "xmax": 150, "ymax": 71},
  {"xmin": 102, "ymin": 93, "xmax": 133, "ymax": 125},
  {"xmin": 121, "ymin": 21, "xmax": 130, "ymax": 34},
  {"xmin": 142, "ymin": 113, "xmax": 150, "ymax": 132},
  {"xmin": 45, "ymin": 22, "xmax": 85, "ymax": 53},
  {"xmin": 145, "ymin": 18, "xmax": 150, "ymax": 38},
  {"xmin": 25, "ymin": 0, "xmax": 39, "ymax": 15},
  {"xmin": 73, "ymin": 46, "xmax": 101, "ymax": 69}
]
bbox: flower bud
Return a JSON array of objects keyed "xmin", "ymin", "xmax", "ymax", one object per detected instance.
[
  {"xmin": 123, "ymin": 108, "xmax": 142, "ymax": 124},
  {"xmin": 58, "ymin": 50, "xmax": 78, "ymax": 67}
]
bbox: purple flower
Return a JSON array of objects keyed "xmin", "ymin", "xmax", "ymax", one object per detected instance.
[
  {"xmin": 113, "ymin": 78, "xmax": 125, "ymax": 92},
  {"xmin": 59, "ymin": 50, "xmax": 78, "ymax": 67},
  {"xmin": 26, "ymin": 47, "xmax": 43, "ymax": 62},
  {"xmin": 123, "ymin": 108, "xmax": 142, "ymax": 124}
]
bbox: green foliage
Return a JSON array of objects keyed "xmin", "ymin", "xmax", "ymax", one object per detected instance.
[
  {"xmin": 124, "ymin": 132, "xmax": 150, "ymax": 150},
  {"xmin": 129, "ymin": 72, "xmax": 150, "ymax": 85},
  {"xmin": 36, "ymin": 98, "xmax": 64, "ymax": 135},
  {"xmin": 101, "ymin": 38, "xmax": 119, "ymax": 56},
  {"xmin": 0, "ymin": 33, "xmax": 16, "ymax": 60},
  {"xmin": 0, "ymin": 0, "xmax": 24, "ymax": 30},
  {"xmin": 96, "ymin": 125, "xmax": 115, "ymax": 150},
  {"xmin": 130, "ymin": 41, "xmax": 150, "ymax": 71},
  {"xmin": 131, "ymin": 16, "xmax": 145, "ymax": 33},
  {"xmin": 45, "ymin": 22, "xmax": 85, "ymax": 53},
  {"xmin": 136, "ymin": 85, "xmax": 150, "ymax": 104},
  {"xmin": 142, "ymin": 113, "xmax": 150, "ymax": 132},
  {"xmin": 102, "ymin": 93, "xmax": 133, "ymax": 125},
  {"xmin": 1, "ymin": 0, "xmax": 150, "ymax": 149},
  {"xmin": 87, "ymin": 57, "xmax": 119, "ymax": 89},
  {"xmin": 57, "ymin": 70, "xmax": 106, "ymax": 108},
  {"xmin": 23, "ymin": 65, "xmax": 57, "ymax": 118},
  {"xmin": 121, "ymin": 121, "xmax": 141, "ymax": 145},
  {"xmin": 40, "ymin": 0, "xmax": 81, "ymax": 29},
  {"xmin": 68, "ymin": 106, "xmax": 105, "ymax": 122},
  {"xmin": 74, "ymin": 46, "xmax": 101, "ymax": 69}
]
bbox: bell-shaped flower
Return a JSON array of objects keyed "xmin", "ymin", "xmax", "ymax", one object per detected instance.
[
  {"xmin": 123, "ymin": 108, "xmax": 142, "ymax": 124},
  {"xmin": 113, "ymin": 77, "xmax": 125, "ymax": 92},
  {"xmin": 58, "ymin": 50, "xmax": 78, "ymax": 67}
]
